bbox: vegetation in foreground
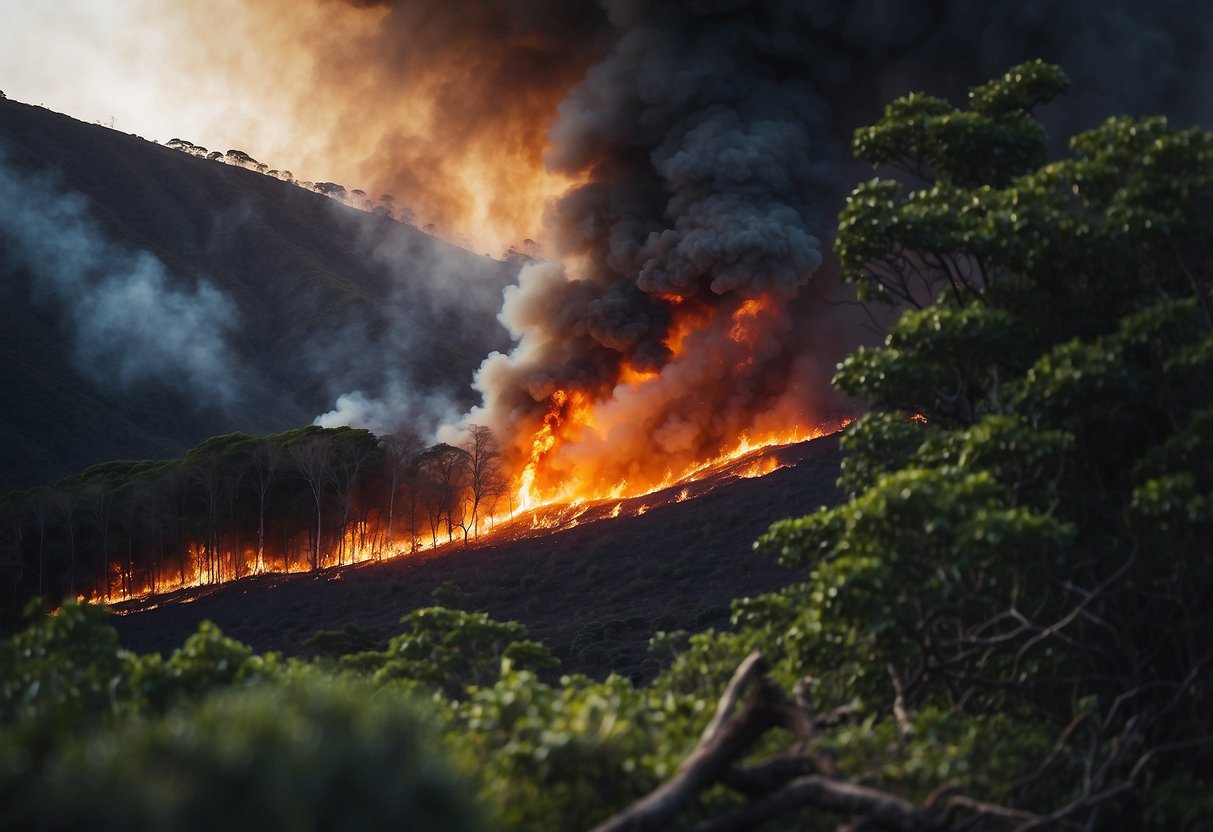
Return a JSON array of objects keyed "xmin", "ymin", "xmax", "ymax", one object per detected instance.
[{"xmin": 2, "ymin": 62, "xmax": 1211, "ymax": 830}]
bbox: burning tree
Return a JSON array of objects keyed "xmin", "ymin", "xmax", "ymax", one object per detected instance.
[
  {"xmin": 379, "ymin": 428, "xmax": 425, "ymax": 558},
  {"xmin": 417, "ymin": 443, "xmax": 469, "ymax": 547},
  {"xmin": 460, "ymin": 424, "xmax": 505, "ymax": 539},
  {"xmin": 0, "ymin": 422, "xmax": 519, "ymax": 612},
  {"xmin": 288, "ymin": 431, "xmax": 335, "ymax": 572}
]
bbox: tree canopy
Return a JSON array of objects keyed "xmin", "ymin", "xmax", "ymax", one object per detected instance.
[{"xmin": 748, "ymin": 59, "xmax": 1213, "ymax": 827}]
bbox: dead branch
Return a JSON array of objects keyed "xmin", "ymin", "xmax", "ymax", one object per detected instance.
[
  {"xmin": 691, "ymin": 775, "xmax": 939, "ymax": 832},
  {"xmin": 589, "ymin": 651, "xmax": 782, "ymax": 832},
  {"xmin": 589, "ymin": 651, "xmax": 1090, "ymax": 832},
  {"xmin": 721, "ymin": 752, "xmax": 822, "ymax": 798},
  {"xmin": 700, "ymin": 651, "xmax": 767, "ymax": 744},
  {"xmin": 887, "ymin": 663, "xmax": 911, "ymax": 753},
  {"xmin": 590, "ymin": 651, "xmax": 941, "ymax": 832}
]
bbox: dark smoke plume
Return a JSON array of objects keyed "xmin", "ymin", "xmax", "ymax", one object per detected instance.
[
  {"xmin": 472, "ymin": 0, "xmax": 852, "ymax": 490},
  {"xmin": 169, "ymin": 0, "xmax": 1213, "ymax": 494},
  {"xmin": 473, "ymin": 0, "xmax": 1212, "ymax": 493}
]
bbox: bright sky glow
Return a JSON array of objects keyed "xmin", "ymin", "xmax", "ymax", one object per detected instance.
[
  {"xmin": 5, "ymin": 2, "xmax": 170, "ymax": 137},
  {"xmin": 0, "ymin": 1, "xmax": 304, "ymax": 163}
]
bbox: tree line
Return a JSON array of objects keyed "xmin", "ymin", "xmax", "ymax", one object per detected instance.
[
  {"xmin": 163, "ymin": 138, "xmax": 430, "ymax": 229},
  {"xmin": 161, "ymin": 138, "xmax": 548, "ymax": 260},
  {"xmin": 0, "ymin": 424, "xmax": 507, "ymax": 626},
  {"xmin": 163, "ymin": 137, "xmax": 415, "ymax": 223}
]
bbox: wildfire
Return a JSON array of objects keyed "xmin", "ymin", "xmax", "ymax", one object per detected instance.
[
  {"xmin": 728, "ymin": 298, "xmax": 766, "ymax": 344},
  {"xmin": 94, "ymin": 283, "xmax": 848, "ymax": 613},
  {"xmin": 504, "ymin": 295, "xmax": 847, "ymax": 511},
  {"xmin": 736, "ymin": 455, "xmax": 782, "ymax": 479},
  {"xmin": 516, "ymin": 388, "xmax": 598, "ymax": 511}
]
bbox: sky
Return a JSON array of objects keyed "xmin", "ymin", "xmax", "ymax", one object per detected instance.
[
  {"xmin": 2, "ymin": 2, "xmax": 241, "ymax": 146},
  {"xmin": 0, "ymin": 0, "xmax": 582, "ymax": 256}
]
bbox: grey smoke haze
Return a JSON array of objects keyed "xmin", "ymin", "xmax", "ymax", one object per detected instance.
[
  {"xmin": 0, "ymin": 155, "xmax": 246, "ymax": 408},
  {"xmin": 310, "ymin": 203, "xmax": 514, "ymax": 435}
]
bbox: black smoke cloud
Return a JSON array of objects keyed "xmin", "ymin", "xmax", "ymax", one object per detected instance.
[
  {"xmin": 177, "ymin": 0, "xmax": 1211, "ymax": 490},
  {"xmin": 465, "ymin": 0, "xmax": 1213, "ymax": 489}
]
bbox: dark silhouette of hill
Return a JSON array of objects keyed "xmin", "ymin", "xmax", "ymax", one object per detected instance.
[
  {"xmin": 112, "ymin": 434, "xmax": 843, "ymax": 682},
  {"xmin": 0, "ymin": 98, "xmax": 514, "ymax": 493}
]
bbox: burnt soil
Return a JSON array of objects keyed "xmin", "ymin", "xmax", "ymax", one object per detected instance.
[{"xmin": 113, "ymin": 435, "xmax": 843, "ymax": 683}]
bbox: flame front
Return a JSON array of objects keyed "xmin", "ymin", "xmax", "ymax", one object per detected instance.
[
  {"xmin": 516, "ymin": 388, "xmax": 598, "ymax": 511},
  {"xmin": 500, "ymin": 294, "xmax": 849, "ymax": 510}
]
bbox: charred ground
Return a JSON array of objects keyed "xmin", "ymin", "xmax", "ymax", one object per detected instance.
[{"xmin": 113, "ymin": 435, "xmax": 842, "ymax": 682}]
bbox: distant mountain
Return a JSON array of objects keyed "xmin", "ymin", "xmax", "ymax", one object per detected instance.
[{"xmin": 0, "ymin": 99, "xmax": 515, "ymax": 493}]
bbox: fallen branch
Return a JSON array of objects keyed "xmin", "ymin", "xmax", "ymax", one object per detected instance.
[
  {"xmin": 589, "ymin": 652, "xmax": 785, "ymax": 832},
  {"xmin": 590, "ymin": 651, "xmax": 939, "ymax": 832},
  {"xmin": 692, "ymin": 775, "xmax": 938, "ymax": 832}
]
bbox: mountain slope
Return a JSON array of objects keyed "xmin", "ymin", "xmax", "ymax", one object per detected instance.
[
  {"xmin": 0, "ymin": 98, "xmax": 514, "ymax": 492},
  {"xmin": 112, "ymin": 434, "xmax": 844, "ymax": 682}
]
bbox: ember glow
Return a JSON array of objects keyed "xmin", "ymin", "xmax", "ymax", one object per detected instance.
[{"xmin": 494, "ymin": 286, "xmax": 850, "ymax": 511}]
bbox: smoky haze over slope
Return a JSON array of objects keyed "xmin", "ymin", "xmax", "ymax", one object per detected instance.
[
  {"xmin": 7, "ymin": 1, "xmax": 1211, "ymax": 493},
  {"xmin": 0, "ymin": 99, "xmax": 514, "ymax": 492},
  {"xmin": 463, "ymin": 0, "xmax": 1210, "ymax": 494}
]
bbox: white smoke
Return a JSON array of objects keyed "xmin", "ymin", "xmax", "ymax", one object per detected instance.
[
  {"xmin": 314, "ymin": 386, "xmax": 464, "ymax": 439},
  {"xmin": 0, "ymin": 154, "xmax": 246, "ymax": 407},
  {"xmin": 308, "ymin": 202, "xmax": 516, "ymax": 434}
]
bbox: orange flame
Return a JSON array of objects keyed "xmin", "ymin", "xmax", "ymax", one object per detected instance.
[
  {"xmin": 506, "ymin": 295, "xmax": 847, "ymax": 511},
  {"xmin": 92, "ymin": 291, "xmax": 849, "ymax": 612}
]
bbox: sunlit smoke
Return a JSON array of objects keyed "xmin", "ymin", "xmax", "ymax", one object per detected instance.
[
  {"xmin": 155, "ymin": 0, "xmax": 607, "ymax": 256},
  {"xmin": 34, "ymin": 0, "xmax": 1213, "ymax": 511}
]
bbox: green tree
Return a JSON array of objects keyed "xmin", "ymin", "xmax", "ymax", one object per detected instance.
[
  {"xmin": 742, "ymin": 60, "xmax": 1213, "ymax": 827},
  {"xmin": 342, "ymin": 606, "xmax": 557, "ymax": 698}
]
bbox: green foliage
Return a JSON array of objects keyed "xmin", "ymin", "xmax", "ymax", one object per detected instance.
[
  {"xmin": 432, "ymin": 579, "xmax": 472, "ymax": 608},
  {"xmin": 754, "ymin": 59, "xmax": 1213, "ymax": 826},
  {"xmin": 8, "ymin": 676, "xmax": 484, "ymax": 832},
  {"xmin": 133, "ymin": 620, "xmax": 282, "ymax": 711},
  {"xmin": 342, "ymin": 607, "xmax": 558, "ymax": 697},
  {"xmin": 303, "ymin": 622, "xmax": 381, "ymax": 656},
  {"xmin": 851, "ymin": 61, "xmax": 1067, "ymax": 188},
  {"xmin": 0, "ymin": 601, "xmax": 135, "ymax": 735},
  {"xmin": 0, "ymin": 603, "xmax": 281, "ymax": 744},
  {"xmin": 450, "ymin": 670, "xmax": 693, "ymax": 830}
]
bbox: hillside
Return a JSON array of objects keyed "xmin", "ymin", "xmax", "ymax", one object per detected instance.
[
  {"xmin": 0, "ymin": 99, "xmax": 514, "ymax": 493},
  {"xmin": 112, "ymin": 434, "xmax": 844, "ymax": 682}
]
